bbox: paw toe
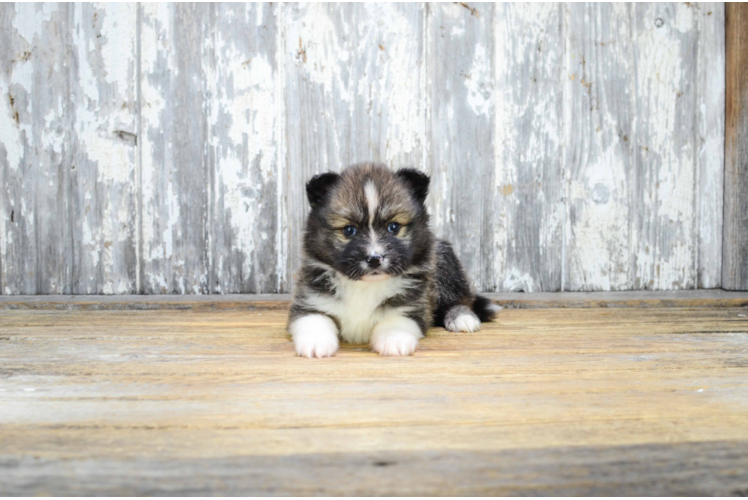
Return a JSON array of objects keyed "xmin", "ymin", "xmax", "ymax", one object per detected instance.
[
  {"xmin": 295, "ymin": 337, "xmax": 339, "ymax": 358},
  {"xmin": 446, "ymin": 313, "xmax": 481, "ymax": 333},
  {"xmin": 371, "ymin": 331, "xmax": 418, "ymax": 356}
]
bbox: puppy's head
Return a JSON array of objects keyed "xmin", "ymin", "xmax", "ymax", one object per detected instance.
[{"xmin": 304, "ymin": 163, "xmax": 432, "ymax": 281}]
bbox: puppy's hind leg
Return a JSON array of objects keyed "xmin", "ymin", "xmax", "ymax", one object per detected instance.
[{"xmin": 433, "ymin": 240, "xmax": 501, "ymax": 332}]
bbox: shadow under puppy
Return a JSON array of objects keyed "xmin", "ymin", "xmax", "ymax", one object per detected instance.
[{"xmin": 288, "ymin": 163, "xmax": 499, "ymax": 357}]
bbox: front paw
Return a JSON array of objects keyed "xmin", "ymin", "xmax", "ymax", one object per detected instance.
[
  {"xmin": 288, "ymin": 314, "xmax": 340, "ymax": 358},
  {"xmin": 370, "ymin": 330, "xmax": 419, "ymax": 356}
]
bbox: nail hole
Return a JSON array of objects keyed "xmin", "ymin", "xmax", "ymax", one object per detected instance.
[{"xmin": 113, "ymin": 130, "xmax": 137, "ymax": 146}]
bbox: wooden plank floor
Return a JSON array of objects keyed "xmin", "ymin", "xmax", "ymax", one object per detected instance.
[{"xmin": 2, "ymin": 301, "xmax": 748, "ymax": 495}]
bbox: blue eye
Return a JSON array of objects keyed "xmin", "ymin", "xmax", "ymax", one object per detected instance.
[
  {"xmin": 387, "ymin": 222, "xmax": 401, "ymax": 235},
  {"xmin": 343, "ymin": 225, "xmax": 357, "ymax": 238}
]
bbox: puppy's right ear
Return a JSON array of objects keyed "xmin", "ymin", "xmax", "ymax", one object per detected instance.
[{"xmin": 306, "ymin": 172, "xmax": 341, "ymax": 208}]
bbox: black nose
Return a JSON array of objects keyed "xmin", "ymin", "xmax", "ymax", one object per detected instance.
[{"xmin": 366, "ymin": 254, "xmax": 383, "ymax": 268}]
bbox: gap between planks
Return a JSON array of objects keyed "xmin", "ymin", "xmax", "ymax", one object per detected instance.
[{"xmin": 0, "ymin": 290, "xmax": 747, "ymax": 311}]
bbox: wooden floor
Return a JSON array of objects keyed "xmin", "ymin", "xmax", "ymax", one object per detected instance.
[{"xmin": 2, "ymin": 296, "xmax": 748, "ymax": 495}]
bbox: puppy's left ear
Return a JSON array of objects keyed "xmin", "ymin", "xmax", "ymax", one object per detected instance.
[
  {"xmin": 306, "ymin": 172, "xmax": 341, "ymax": 208},
  {"xmin": 396, "ymin": 168, "xmax": 430, "ymax": 204}
]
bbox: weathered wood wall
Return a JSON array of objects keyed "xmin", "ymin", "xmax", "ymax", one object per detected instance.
[{"xmin": 0, "ymin": 3, "xmax": 726, "ymax": 294}]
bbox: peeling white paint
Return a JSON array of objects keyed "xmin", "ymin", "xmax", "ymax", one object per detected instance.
[
  {"xmin": 503, "ymin": 269, "xmax": 536, "ymax": 293},
  {"xmin": 465, "ymin": 44, "xmax": 492, "ymax": 117},
  {"xmin": 275, "ymin": 2, "xmax": 288, "ymax": 293},
  {"xmin": 696, "ymin": 3, "xmax": 725, "ymax": 289},
  {"xmin": 139, "ymin": 2, "xmax": 172, "ymax": 272},
  {"xmin": 296, "ymin": 4, "xmax": 353, "ymax": 111},
  {"xmin": 489, "ymin": 3, "xmax": 564, "ymax": 291},
  {"xmin": 12, "ymin": 3, "xmax": 56, "ymax": 45},
  {"xmin": 632, "ymin": 3, "xmax": 698, "ymax": 289},
  {"xmin": 206, "ymin": 4, "xmax": 280, "ymax": 292},
  {"xmin": 0, "ymin": 76, "xmax": 23, "ymax": 171},
  {"xmin": 367, "ymin": 3, "xmax": 426, "ymax": 165}
]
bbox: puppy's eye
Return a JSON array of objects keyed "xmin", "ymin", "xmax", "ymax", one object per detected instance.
[
  {"xmin": 387, "ymin": 222, "xmax": 401, "ymax": 235},
  {"xmin": 342, "ymin": 225, "xmax": 357, "ymax": 238}
]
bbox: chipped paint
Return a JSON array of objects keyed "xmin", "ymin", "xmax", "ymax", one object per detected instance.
[
  {"xmin": 12, "ymin": 3, "xmax": 56, "ymax": 44},
  {"xmin": 465, "ymin": 43, "xmax": 493, "ymax": 117},
  {"xmin": 0, "ymin": 76, "xmax": 23, "ymax": 171},
  {"xmin": 489, "ymin": 3, "xmax": 564, "ymax": 292},
  {"xmin": 632, "ymin": 3, "xmax": 698, "ymax": 290}
]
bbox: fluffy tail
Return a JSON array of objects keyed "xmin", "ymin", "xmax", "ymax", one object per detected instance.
[{"xmin": 472, "ymin": 295, "xmax": 502, "ymax": 323}]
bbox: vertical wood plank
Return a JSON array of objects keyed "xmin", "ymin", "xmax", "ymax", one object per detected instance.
[
  {"xmin": 139, "ymin": 3, "xmax": 210, "ymax": 294},
  {"xmin": 283, "ymin": 3, "xmax": 426, "ymax": 290},
  {"xmin": 0, "ymin": 3, "xmax": 75, "ymax": 294},
  {"xmin": 485, "ymin": 4, "xmax": 564, "ymax": 292},
  {"xmin": 206, "ymin": 4, "xmax": 281, "ymax": 293},
  {"xmin": 632, "ymin": 3, "xmax": 699, "ymax": 290},
  {"xmin": 696, "ymin": 3, "xmax": 725, "ymax": 289},
  {"xmin": 70, "ymin": 3, "xmax": 138, "ymax": 294},
  {"xmin": 428, "ymin": 2, "xmax": 494, "ymax": 291},
  {"xmin": 1, "ymin": 3, "xmax": 138, "ymax": 295},
  {"xmin": 723, "ymin": 3, "xmax": 748, "ymax": 290},
  {"xmin": 563, "ymin": 4, "xmax": 634, "ymax": 291}
]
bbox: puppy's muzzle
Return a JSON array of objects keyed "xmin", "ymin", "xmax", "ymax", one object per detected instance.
[{"xmin": 365, "ymin": 254, "xmax": 383, "ymax": 269}]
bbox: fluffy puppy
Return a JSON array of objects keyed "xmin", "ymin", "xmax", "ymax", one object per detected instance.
[{"xmin": 288, "ymin": 162, "xmax": 499, "ymax": 357}]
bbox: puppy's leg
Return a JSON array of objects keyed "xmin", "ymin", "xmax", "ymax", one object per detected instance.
[
  {"xmin": 370, "ymin": 314, "xmax": 423, "ymax": 356},
  {"xmin": 434, "ymin": 240, "xmax": 501, "ymax": 332},
  {"xmin": 289, "ymin": 314, "xmax": 340, "ymax": 358}
]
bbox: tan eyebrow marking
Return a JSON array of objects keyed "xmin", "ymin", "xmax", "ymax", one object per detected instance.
[
  {"xmin": 329, "ymin": 215, "xmax": 355, "ymax": 229},
  {"xmin": 387, "ymin": 213, "xmax": 412, "ymax": 225}
]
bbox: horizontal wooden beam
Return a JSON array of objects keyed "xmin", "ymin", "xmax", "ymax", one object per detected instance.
[{"xmin": 1, "ymin": 290, "xmax": 748, "ymax": 311}]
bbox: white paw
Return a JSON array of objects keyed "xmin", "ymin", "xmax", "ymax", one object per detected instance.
[
  {"xmin": 446, "ymin": 312, "xmax": 481, "ymax": 333},
  {"xmin": 370, "ymin": 330, "xmax": 419, "ymax": 356},
  {"xmin": 289, "ymin": 314, "xmax": 339, "ymax": 358}
]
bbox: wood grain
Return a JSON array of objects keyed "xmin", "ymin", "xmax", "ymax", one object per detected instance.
[
  {"xmin": 697, "ymin": 3, "xmax": 725, "ymax": 289},
  {"xmin": 0, "ymin": 4, "xmax": 139, "ymax": 295},
  {"xmin": 139, "ymin": 3, "xmax": 211, "ymax": 294},
  {"xmin": 206, "ymin": 3, "xmax": 282, "ymax": 294},
  {"xmin": 70, "ymin": 4, "xmax": 139, "ymax": 295},
  {"xmin": 632, "ymin": 3, "xmax": 699, "ymax": 290},
  {"xmin": 0, "ymin": 3, "xmax": 73, "ymax": 295},
  {"xmin": 486, "ymin": 3, "xmax": 564, "ymax": 292},
  {"xmin": 723, "ymin": 3, "xmax": 748, "ymax": 290},
  {"xmin": 2, "ymin": 442, "xmax": 748, "ymax": 496},
  {"xmin": 564, "ymin": 3, "xmax": 634, "ymax": 291},
  {"xmin": 3, "ymin": 290, "xmax": 748, "ymax": 310},
  {"xmin": 428, "ymin": 2, "xmax": 493, "ymax": 288},
  {"xmin": 1, "ymin": 305, "xmax": 747, "ymax": 495}
]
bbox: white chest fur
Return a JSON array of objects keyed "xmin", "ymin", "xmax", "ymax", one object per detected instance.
[{"xmin": 302, "ymin": 273, "xmax": 414, "ymax": 344}]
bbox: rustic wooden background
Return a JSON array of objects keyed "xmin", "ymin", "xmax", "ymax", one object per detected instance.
[{"xmin": 0, "ymin": 3, "xmax": 727, "ymax": 295}]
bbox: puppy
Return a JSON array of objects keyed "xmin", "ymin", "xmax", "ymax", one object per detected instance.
[{"xmin": 288, "ymin": 162, "xmax": 499, "ymax": 357}]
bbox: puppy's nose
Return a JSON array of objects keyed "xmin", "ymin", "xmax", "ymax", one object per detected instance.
[{"xmin": 365, "ymin": 254, "xmax": 383, "ymax": 268}]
